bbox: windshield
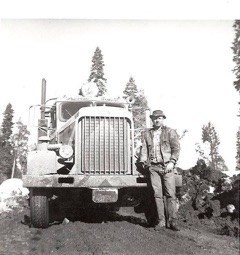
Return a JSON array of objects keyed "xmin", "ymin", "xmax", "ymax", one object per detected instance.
[
  {"xmin": 60, "ymin": 101, "xmax": 92, "ymax": 121},
  {"xmin": 59, "ymin": 100, "xmax": 126, "ymax": 121}
]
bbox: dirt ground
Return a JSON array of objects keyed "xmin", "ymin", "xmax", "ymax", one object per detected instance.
[{"xmin": 0, "ymin": 206, "xmax": 239, "ymax": 255}]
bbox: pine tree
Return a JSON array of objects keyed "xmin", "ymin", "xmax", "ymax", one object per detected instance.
[
  {"xmin": 123, "ymin": 76, "xmax": 138, "ymax": 98},
  {"xmin": 0, "ymin": 103, "xmax": 14, "ymax": 181},
  {"xmin": 232, "ymin": 20, "xmax": 240, "ymax": 93},
  {"xmin": 11, "ymin": 119, "xmax": 30, "ymax": 177},
  {"xmin": 133, "ymin": 90, "xmax": 149, "ymax": 133},
  {"xmin": 232, "ymin": 20, "xmax": 240, "ymax": 169},
  {"xmin": 236, "ymin": 128, "xmax": 240, "ymax": 170},
  {"xmin": 123, "ymin": 77, "xmax": 149, "ymax": 145},
  {"xmin": 202, "ymin": 122, "xmax": 228, "ymax": 171},
  {"xmin": 1, "ymin": 103, "xmax": 14, "ymax": 146},
  {"xmin": 195, "ymin": 142, "xmax": 211, "ymax": 166},
  {"xmin": 88, "ymin": 47, "xmax": 107, "ymax": 96}
]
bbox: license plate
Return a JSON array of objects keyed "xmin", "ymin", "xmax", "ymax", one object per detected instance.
[{"xmin": 92, "ymin": 188, "xmax": 118, "ymax": 203}]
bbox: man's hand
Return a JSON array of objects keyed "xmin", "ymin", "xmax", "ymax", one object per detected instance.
[
  {"xmin": 141, "ymin": 161, "xmax": 147, "ymax": 168},
  {"xmin": 165, "ymin": 162, "xmax": 174, "ymax": 173},
  {"xmin": 138, "ymin": 161, "xmax": 145, "ymax": 169}
]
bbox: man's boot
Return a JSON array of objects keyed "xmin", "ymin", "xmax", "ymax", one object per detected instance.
[
  {"xmin": 154, "ymin": 219, "xmax": 166, "ymax": 231},
  {"xmin": 154, "ymin": 197, "xmax": 166, "ymax": 231},
  {"xmin": 169, "ymin": 219, "xmax": 180, "ymax": 231},
  {"xmin": 167, "ymin": 197, "xmax": 180, "ymax": 231}
]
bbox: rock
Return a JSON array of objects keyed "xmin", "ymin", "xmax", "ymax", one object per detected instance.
[
  {"xmin": 226, "ymin": 204, "xmax": 235, "ymax": 214},
  {"xmin": 62, "ymin": 218, "xmax": 70, "ymax": 225}
]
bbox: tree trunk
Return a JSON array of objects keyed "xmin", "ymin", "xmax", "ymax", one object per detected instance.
[{"xmin": 11, "ymin": 156, "xmax": 16, "ymax": 178}]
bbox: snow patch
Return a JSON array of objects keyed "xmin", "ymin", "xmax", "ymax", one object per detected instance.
[{"xmin": 0, "ymin": 178, "xmax": 29, "ymax": 213}]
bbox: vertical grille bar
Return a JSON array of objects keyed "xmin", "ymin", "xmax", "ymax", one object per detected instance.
[
  {"xmin": 94, "ymin": 116, "xmax": 96, "ymax": 174},
  {"xmin": 103, "ymin": 117, "xmax": 106, "ymax": 174},
  {"xmin": 85, "ymin": 116, "xmax": 88, "ymax": 172},
  {"xmin": 98, "ymin": 117, "xmax": 101, "ymax": 172},
  {"xmin": 80, "ymin": 119, "xmax": 82, "ymax": 172},
  {"xmin": 123, "ymin": 118, "xmax": 126, "ymax": 171},
  {"xmin": 109, "ymin": 117, "xmax": 111, "ymax": 172},
  {"xmin": 89, "ymin": 117, "xmax": 91, "ymax": 172},
  {"xmin": 118, "ymin": 118, "xmax": 121, "ymax": 172},
  {"xmin": 83, "ymin": 117, "xmax": 86, "ymax": 173},
  {"xmin": 113, "ymin": 117, "xmax": 116, "ymax": 174}
]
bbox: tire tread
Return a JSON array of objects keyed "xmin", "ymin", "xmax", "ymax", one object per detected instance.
[{"xmin": 30, "ymin": 189, "xmax": 49, "ymax": 228}]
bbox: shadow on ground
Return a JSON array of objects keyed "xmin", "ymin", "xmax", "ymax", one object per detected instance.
[{"xmin": 22, "ymin": 204, "xmax": 148, "ymax": 228}]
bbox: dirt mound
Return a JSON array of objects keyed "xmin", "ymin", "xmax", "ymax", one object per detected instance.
[
  {"xmin": 177, "ymin": 164, "xmax": 240, "ymax": 238},
  {"xmin": 1, "ymin": 205, "xmax": 239, "ymax": 255}
]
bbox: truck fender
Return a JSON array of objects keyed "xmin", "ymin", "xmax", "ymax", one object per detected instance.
[{"xmin": 27, "ymin": 150, "xmax": 60, "ymax": 175}]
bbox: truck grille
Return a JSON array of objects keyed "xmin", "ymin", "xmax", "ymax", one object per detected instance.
[{"xmin": 79, "ymin": 116, "xmax": 131, "ymax": 175}]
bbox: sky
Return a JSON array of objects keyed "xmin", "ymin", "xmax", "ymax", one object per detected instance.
[{"xmin": 0, "ymin": 19, "xmax": 239, "ymax": 174}]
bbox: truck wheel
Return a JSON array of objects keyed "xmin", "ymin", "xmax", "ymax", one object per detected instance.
[{"xmin": 30, "ymin": 189, "xmax": 49, "ymax": 228}]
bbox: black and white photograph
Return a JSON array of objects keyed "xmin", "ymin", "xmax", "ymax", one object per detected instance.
[{"xmin": 0, "ymin": 1, "xmax": 239, "ymax": 254}]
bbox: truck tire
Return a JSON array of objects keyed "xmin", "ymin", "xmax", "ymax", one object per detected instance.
[{"xmin": 30, "ymin": 189, "xmax": 49, "ymax": 228}]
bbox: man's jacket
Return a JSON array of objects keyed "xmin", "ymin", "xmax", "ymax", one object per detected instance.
[{"xmin": 139, "ymin": 126, "xmax": 180, "ymax": 167}]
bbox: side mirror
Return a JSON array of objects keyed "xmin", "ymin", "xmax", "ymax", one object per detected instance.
[{"xmin": 28, "ymin": 105, "xmax": 41, "ymax": 127}]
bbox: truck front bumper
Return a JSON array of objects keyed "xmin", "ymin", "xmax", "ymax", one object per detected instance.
[{"xmin": 22, "ymin": 174, "xmax": 147, "ymax": 188}]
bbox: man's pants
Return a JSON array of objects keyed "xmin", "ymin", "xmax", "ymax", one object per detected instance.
[{"xmin": 149, "ymin": 164, "xmax": 177, "ymax": 222}]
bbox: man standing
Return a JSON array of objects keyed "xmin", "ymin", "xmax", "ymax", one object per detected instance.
[{"xmin": 139, "ymin": 110, "xmax": 180, "ymax": 231}]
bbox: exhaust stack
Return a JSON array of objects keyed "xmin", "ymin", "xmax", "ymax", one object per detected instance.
[
  {"xmin": 41, "ymin": 78, "xmax": 46, "ymax": 119},
  {"xmin": 38, "ymin": 78, "xmax": 48, "ymax": 140}
]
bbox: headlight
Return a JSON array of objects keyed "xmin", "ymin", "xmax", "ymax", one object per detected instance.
[{"xmin": 59, "ymin": 145, "xmax": 73, "ymax": 159}]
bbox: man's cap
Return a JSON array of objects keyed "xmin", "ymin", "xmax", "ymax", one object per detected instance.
[{"xmin": 150, "ymin": 110, "xmax": 166, "ymax": 119}]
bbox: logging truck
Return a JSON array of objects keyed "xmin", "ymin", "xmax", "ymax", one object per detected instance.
[{"xmin": 23, "ymin": 79, "xmax": 151, "ymax": 228}]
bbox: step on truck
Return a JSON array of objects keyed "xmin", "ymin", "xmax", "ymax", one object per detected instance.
[{"xmin": 23, "ymin": 79, "xmax": 150, "ymax": 228}]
